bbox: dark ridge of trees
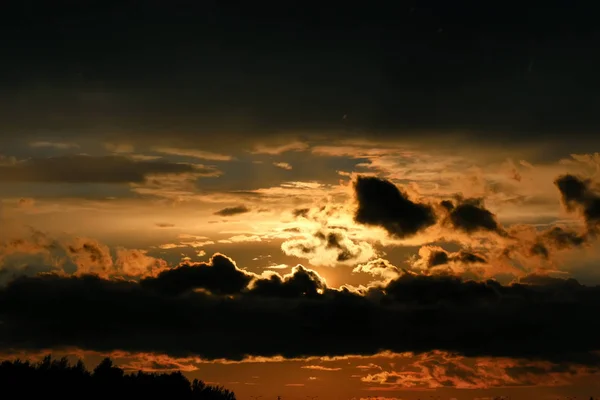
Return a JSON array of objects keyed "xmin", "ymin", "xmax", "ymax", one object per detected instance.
[{"xmin": 0, "ymin": 356, "xmax": 236, "ymax": 400}]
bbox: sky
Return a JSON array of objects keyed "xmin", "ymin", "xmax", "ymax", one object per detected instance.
[{"xmin": 1, "ymin": 1, "xmax": 600, "ymax": 399}]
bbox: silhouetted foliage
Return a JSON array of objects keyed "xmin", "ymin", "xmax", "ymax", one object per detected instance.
[{"xmin": 0, "ymin": 356, "xmax": 235, "ymax": 400}]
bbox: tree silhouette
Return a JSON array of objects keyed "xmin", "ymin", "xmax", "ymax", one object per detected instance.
[{"xmin": 0, "ymin": 356, "xmax": 236, "ymax": 400}]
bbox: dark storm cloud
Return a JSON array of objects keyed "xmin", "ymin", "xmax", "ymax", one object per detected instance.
[
  {"xmin": 213, "ymin": 206, "xmax": 250, "ymax": 217},
  {"xmin": 442, "ymin": 197, "xmax": 505, "ymax": 235},
  {"xmin": 354, "ymin": 176, "xmax": 436, "ymax": 238},
  {"xmin": 555, "ymin": 174, "xmax": 600, "ymax": 231},
  {"xmin": 0, "ymin": 155, "xmax": 212, "ymax": 183},
  {"xmin": 2, "ymin": 3, "xmax": 598, "ymax": 154},
  {"xmin": 1, "ymin": 253, "xmax": 600, "ymax": 363}
]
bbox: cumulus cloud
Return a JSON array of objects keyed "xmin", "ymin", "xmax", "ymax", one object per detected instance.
[
  {"xmin": 66, "ymin": 238, "xmax": 114, "ymax": 277},
  {"xmin": 141, "ymin": 253, "xmax": 254, "ymax": 296},
  {"xmin": 441, "ymin": 197, "xmax": 505, "ymax": 235},
  {"xmin": 354, "ymin": 176, "xmax": 436, "ymax": 238},
  {"xmin": 250, "ymin": 265, "xmax": 326, "ymax": 298},
  {"xmin": 281, "ymin": 228, "xmax": 377, "ymax": 266},
  {"xmin": 114, "ymin": 248, "xmax": 168, "ymax": 277},
  {"xmin": 2, "ymin": 253, "xmax": 600, "ymax": 364},
  {"xmin": 214, "ymin": 206, "xmax": 250, "ymax": 217},
  {"xmin": 0, "ymin": 155, "xmax": 216, "ymax": 183},
  {"xmin": 353, "ymin": 259, "xmax": 402, "ymax": 282},
  {"xmin": 66, "ymin": 238, "xmax": 168, "ymax": 278}
]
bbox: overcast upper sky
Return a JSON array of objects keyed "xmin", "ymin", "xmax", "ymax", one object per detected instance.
[{"xmin": 1, "ymin": 2, "xmax": 600, "ymax": 399}]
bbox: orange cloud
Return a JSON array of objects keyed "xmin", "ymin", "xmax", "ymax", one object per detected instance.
[{"xmin": 301, "ymin": 365, "xmax": 342, "ymax": 371}]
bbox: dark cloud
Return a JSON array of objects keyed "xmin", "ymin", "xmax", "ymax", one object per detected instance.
[
  {"xmin": 0, "ymin": 155, "xmax": 212, "ymax": 184},
  {"xmin": 250, "ymin": 265, "xmax": 326, "ymax": 298},
  {"xmin": 213, "ymin": 206, "xmax": 250, "ymax": 217},
  {"xmin": 530, "ymin": 226, "xmax": 587, "ymax": 259},
  {"xmin": 320, "ymin": 231, "xmax": 354, "ymax": 262},
  {"xmin": 454, "ymin": 250, "xmax": 487, "ymax": 264},
  {"xmin": 140, "ymin": 254, "xmax": 254, "ymax": 296},
  {"xmin": 428, "ymin": 249, "xmax": 487, "ymax": 268},
  {"xmin": 1, "ymin": 253, "xmax": 600, "ymax": 364},
  {"xmin": 555, "ymin": 174, "xmax": 600, "ymax": 231},
  {"xmin": 517, "ymin": 273, "xmax": 581, "ymax": 287},
  {"xmin": 292, "ymin": 208, "xmax": 310, "ymax": 218},
  {"xmin": 354, "ymin": 176, "xmax": 436, "ymax": 238},
  {"xmin": 525, "ymin": 175, "xmax": 600, "ymax": 258},
  {"xmin": 1, "ymin": 3, "xmax": 598, "ymax": 155},
  {"xmin": 442, "ymin": 197, "xmax": 505, "ymax": 235}
]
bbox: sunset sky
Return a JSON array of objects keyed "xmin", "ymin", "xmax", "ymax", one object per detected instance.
[{"xmin": 1, "ymin": 2, "xmax": 600, "ymax": 399}]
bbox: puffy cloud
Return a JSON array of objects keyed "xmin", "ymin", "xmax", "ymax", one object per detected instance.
[
  {"xmin": 114, "ymin": 248, "xmax": 168, "ymax": 277},
  {"xmin": 140, "ymin": 253, "xmax": 255, "ymax": 296},
  {"xmin": 353, "ymin": 259, "xmax": 402, "ymax": 282},
  {"xmin": 250, "ymin": 265, "xmax": 326, "ymax": 298},
  {"xmin": 224, "ymin": 235, "xmax": 262, "ymax": 243},
  {"xmin": 281, "ymin": 228, "xmax": 377, "ymax": 266},
  {"xmin": 441, "ymin": 197, "xmax": 505, "ymax": 235},
  {"xmin": 66, "ymin": 238, "xmax": 114, "ymax": 277},
  {"xmin": 354, "ymin": 176, "xmax": 436, "ymax": 238}
]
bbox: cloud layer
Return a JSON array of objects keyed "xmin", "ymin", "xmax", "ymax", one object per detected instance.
[
  {"xmin": 1, "ymin": 253, "xmax": 600, "ymax": 364},
  {"xmin": 0, "ymin": 155, "xmax": 216, "ymax": 183}
]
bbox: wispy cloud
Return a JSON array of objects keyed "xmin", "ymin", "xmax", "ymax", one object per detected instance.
[
  {"xmin": 251, "ymin": 141, "xmax": 308, "ymax": 155},
  {"xmin": 152, "ymin": 147, "xmax": 233, "ymax": 161},
  {"xmin": 301, "ymin": 365, "xmax": 342, "ymax": 371},
  {"xmin": 29, "ymin": 141, "xmax": 79, "ymax": 150}
]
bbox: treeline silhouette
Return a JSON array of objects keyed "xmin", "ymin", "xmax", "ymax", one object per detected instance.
[{"xmin": 0, "ymin": 356, "xmax": 236, "ymax": 400}]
